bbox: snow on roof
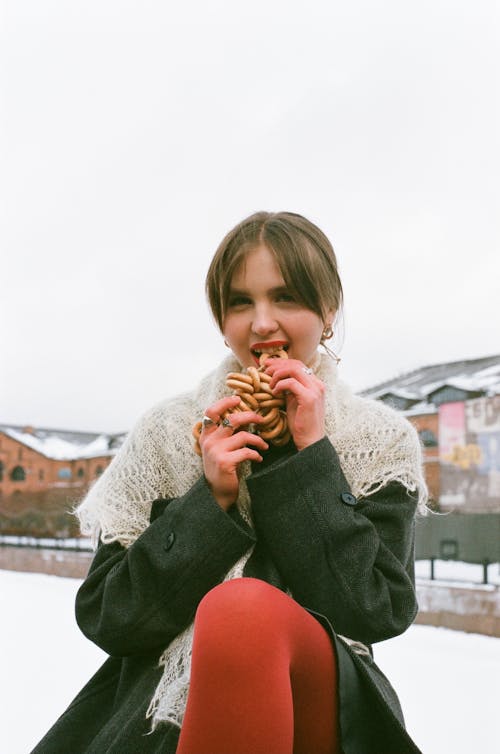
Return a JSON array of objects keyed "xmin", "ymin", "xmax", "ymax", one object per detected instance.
[
  {"xmin": 403, "ymin": 401, "xmax": 438, "ymax": 417},
  {"xmin": 370, "ymin": 387, "xmax": 421, "ymax": 401},
  {"xmin": 359, "ymin": 354, "xmax": 500, "ymax": 409},
  {"xmin": 0, "ymin": 425, "xmax": 126, "ymax": 461}
]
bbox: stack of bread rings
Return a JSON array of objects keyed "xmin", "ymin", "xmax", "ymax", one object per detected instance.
[{"xmin": 192, "ymin": 350, "xmax": 290, "ymax": 456}]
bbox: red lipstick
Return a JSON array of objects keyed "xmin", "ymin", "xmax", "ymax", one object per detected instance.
[{"xmin": 250, "ymin": 340, "xmax": 288, "ymax": 350}]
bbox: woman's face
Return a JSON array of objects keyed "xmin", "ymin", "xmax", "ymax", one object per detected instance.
[{"xmin": 222, "ymin": 244, "xmax": 332, "ymax": 368}]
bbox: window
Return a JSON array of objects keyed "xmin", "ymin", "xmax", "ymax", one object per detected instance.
[
  {"xmin": 11, "ymin": 466, "xmax": 26, "ymax": 481},
  {"xmin": 95, "ymin": 466, "xmax": 103, "ymax": 477},
  {"xmin": 57, "ymin": 468, "xmax": 72, "ymax": 480},
  {"xmin": 379, "ymin": 394, "xmax": 414, "ymax": 411},
  {"xmin": 419, "ymin": 429, "xmax": 438, "ymax": 448},
  {"xmin": 77, "ymin": 468, "xmax": 85, "ymax": 478}
]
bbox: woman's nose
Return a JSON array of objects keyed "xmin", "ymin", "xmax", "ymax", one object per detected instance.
[{"xmin": 252, "ymin": 305, "xmax": 279, "ymax": 337}]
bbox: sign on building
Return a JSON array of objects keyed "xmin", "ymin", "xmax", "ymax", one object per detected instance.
[{"xmin": 439, "ymin": 395, "xmax": 500, "ymax": 511}]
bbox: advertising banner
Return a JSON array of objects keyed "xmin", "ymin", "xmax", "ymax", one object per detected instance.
[{"xmin": 439, "ymin": 396, "xmax": 500, "ymax": 511}]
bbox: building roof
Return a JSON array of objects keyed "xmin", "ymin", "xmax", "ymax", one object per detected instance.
[
  {"xmin": 0, "ymin": 424, "xmax": 126, "ymax": 461},
  {"xmin": 359, "ymin": 354, "xmax": 500, "ymax": 414}
]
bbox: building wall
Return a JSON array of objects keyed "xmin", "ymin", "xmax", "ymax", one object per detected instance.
[
  {"xmin": 0, "ymin": 432, "xmax": 113, "ymax": 536},
  {"xmin": 439, "ymin": 395, "xmax": 500, "ymax": 512},
  {"xmin": 407, "ymin": 413, "xmax": 440, "ymax": 503},
  {"xmin": 0, "ymin": 432, "xmax": 112, "ymax": 497},
  {"xmin": 408, "ymin": 396, "xmax": 500, "ymax": 513}
]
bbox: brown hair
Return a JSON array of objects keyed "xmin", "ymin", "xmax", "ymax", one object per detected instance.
[{"xmin": 206, "ymin": 211, "xmax": 343, "ymax": 329}]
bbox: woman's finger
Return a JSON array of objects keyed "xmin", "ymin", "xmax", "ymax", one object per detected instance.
[
  {"xmin": 201, "ymin": 395, "xmax": 241, "ymax": 428},
  {"xmin": 203, "ymin": 427, "xmax": 268, "ymax": 453},
  {"xmin": 271, "ymin": 377, "xmax": 310, "ymax": 401},
  {"xmin": 200, "ymin": 416, "xmax": 267, "ymax": 453},
  {"xmin": 221, "ymin": 431, "xmax": 269, "ymax": 452},
  {"xmin": 214, "ymin": 411, "xmax": 265, "ymax": 433},
  {"xmin": 266, "ymin": 360, "xmax": 319, "ymax": 391},
  {"xmin": 225, "ymin": 447, "xmax": 265, "ymax": 465}
]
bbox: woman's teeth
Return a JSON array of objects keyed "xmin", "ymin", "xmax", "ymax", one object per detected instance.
[{"xmin": 252, "ymin": 345, "xmax": 289, "ymax": 356}]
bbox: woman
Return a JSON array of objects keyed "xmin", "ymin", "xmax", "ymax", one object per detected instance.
[{"xmin": 33, "ymin": 211, "xmax": 427, "ymax": 754}]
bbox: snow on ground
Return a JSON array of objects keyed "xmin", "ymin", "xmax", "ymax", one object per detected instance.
[
  {"xmin": 415, "ymin": 559, "xmax": 500, "ymax": 587},
  {"xmin": 2, "ymin": 569, "xmax": 499, "ymax": 754}
]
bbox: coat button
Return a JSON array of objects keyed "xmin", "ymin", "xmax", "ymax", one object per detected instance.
[
  {"xmin": 164, "ymin": 532, "xmax": 176, "ymax": 551},
  {"xmin": 341, "ymin": 492, "xmax": 357, "ymax": 506}
]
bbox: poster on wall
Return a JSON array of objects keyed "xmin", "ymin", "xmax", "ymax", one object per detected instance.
[
  {"xmin": 439, "ymin": 402, "xmax": 467, "ymax": 506},
  {"xmin": 439, "ymin": 395, "xmax": 500, "ymax": 511}
]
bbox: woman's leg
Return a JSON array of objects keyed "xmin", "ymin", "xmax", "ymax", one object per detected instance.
[{"xmin": 176, "ymin": 578, "xmax": 339, "ymax": 754}]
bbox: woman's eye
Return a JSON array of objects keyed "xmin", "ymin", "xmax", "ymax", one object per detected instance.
[
  {"xmin": 276, "ymin": 293, "xmax": 295, "ymax": 303},
  {"xmin": 228, "ymin": 296, "xmax": 252, "ymax": 307}
]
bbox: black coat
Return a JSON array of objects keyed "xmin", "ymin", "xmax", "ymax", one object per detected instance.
[{"xmin": 32, "ymin": 438, "xmax": 423, "ymax": 754}]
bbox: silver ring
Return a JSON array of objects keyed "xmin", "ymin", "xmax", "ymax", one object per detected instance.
[
  {"xmin": 302, "ymin": 367, "xmax": 313, "ymax": 375},
  {"xmin": 221, "ymin": 416, "xmax": 234, "ymax": 429},
  {"xmin": 202, "ymin": 415, "xmax": 217, "ymax": 429}
]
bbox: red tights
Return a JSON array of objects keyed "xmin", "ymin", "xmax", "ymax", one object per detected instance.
[{"xmin": 176, "ymin": 578, "xmax": 340, "ymax": 754}]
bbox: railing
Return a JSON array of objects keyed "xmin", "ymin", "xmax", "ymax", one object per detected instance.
[
  {"xmin": 415, "ymin": 558, "xmax": 500, "ymax": 587},
  {"xmin": 0, "ymin": 535, "xmax": 93, "ymax": 552},
  {"xmin": 415, "ymin": 512, "xmax": 500, "ymax": 585}
]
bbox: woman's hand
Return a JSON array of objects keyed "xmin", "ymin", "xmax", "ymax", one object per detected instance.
[
  {"xmin": 264, "ymin": 358, "xmax": 326, "ymax": 451},
  {"xmin": 199, "ymin": 396, "xmax": 268, "ymax": 511}
]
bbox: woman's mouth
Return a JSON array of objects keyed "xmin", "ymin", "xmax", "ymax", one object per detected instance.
[{"xmin": 250, "ymin": 343, "xmax": 289, "ymax": 365}]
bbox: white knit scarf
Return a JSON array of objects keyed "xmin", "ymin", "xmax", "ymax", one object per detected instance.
[{"xmin": 76, "ymin": 352, "xmax": 427, "ymax": 731}]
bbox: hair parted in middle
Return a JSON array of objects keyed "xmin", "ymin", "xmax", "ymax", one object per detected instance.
[{"xmin": 205, "ymin": 211, "xmax": 343, "ymax": 330}]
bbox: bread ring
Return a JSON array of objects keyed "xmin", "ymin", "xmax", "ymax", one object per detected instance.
[
  {"xmin": 261, "ymin": 420, "xmax": 285, "ymax": 441},
  {"xmin": 272, "ymin": 428, "xmax": 291, "ymax": 446},
  {"xmin": 258, "ymin": 407, "xmax": 280, "ymax": 427},
  {"xmin": 192, "ymin": 348, "xmax": 290, "ymax": 454},
  {"xmin": 247, "ymin": 366, "xmax": 261, "ymax": 392},
  {"xmin": 253, "ymin": 391, "xmax": 272, "ymax": 401},
  {"xmin": 236, "ymin": 391, "xmax": 259, "ymax": 410},
  {"xmin": 258, "ymin": 349, "xmax": 288, "ymax": 366},
  {"xmin": 258, "ymin": 398, "xmax": 283, "ymax": 409},
  {"xmin": 227, "ymin": 372, "xmax": 253, "ymax": 385},
  {"xmin": 227, "ymin": 378, "xmax": 254, "ymax": 392}
]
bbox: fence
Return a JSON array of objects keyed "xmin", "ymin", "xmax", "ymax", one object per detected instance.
[
  {"xmin": 415, "ymin": 512, "xmax": 500, "ymax": 584},
  {"xmin": 0, "ymin": 534, "xmax": 92, "ymax": 551}
]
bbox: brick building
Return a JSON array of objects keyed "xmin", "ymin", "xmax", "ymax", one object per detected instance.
[
  {"xmin": 360, "ymin": 354, "xmax": 500, "ymax": 512},
  {"xmin": 0, "ymin": 425, "xmax": 125, "ymax": 536}
]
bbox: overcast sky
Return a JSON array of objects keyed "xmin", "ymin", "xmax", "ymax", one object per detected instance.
[{"xmin": 1, "ymin": 0, "xmax": 498, "ymax": 434}]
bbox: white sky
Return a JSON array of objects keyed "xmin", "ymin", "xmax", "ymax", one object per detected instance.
[{"xmin": 1, "ymin": 0, "xmax": 498, "ymax": 433}]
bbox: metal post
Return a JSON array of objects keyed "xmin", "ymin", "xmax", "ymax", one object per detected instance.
[
  {"xmin": 430, "ymin": 558, "xmax": 435, "ymax": 580},
  {"xmin": 482, "ymin": 560, "xmax": 489, "ymax": 585}
]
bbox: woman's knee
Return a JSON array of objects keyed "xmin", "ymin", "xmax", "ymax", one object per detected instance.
[
  {"xmin": 196, "ymin": 578, "xmax": 287, "ymax": 628},
  {"xmin": 193, "ymin": 578, "xmax": 295, "ymax": 653},
  {"xmin": 191, "ymin": 579, "xmax": 290, "ymax": 672}
]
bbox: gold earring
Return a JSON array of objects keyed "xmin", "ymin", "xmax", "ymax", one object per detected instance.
[
  {"xmin": 320, "ymin": 325, "xmax": 341, "ymax": 363},
  {"xmin": 224, "ymin": 339, "xmax": 229, "ymax": 348}
]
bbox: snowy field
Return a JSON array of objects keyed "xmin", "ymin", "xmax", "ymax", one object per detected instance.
[
  {"xmin": 415, "ymin": 559, "xmax": 500, "ymax": 587},
  {"xmin": 2, "ymin": 569, "xmax": 499, "ymax": 754}
]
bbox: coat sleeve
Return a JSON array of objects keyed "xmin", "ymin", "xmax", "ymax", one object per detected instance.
[
  {"xmin": 246, "ymin": 436, "xmax": 419, "ymax": 645},
  {"xmin": 75, "ymin": 477, "xmax": 255, "ymax": 657}
]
